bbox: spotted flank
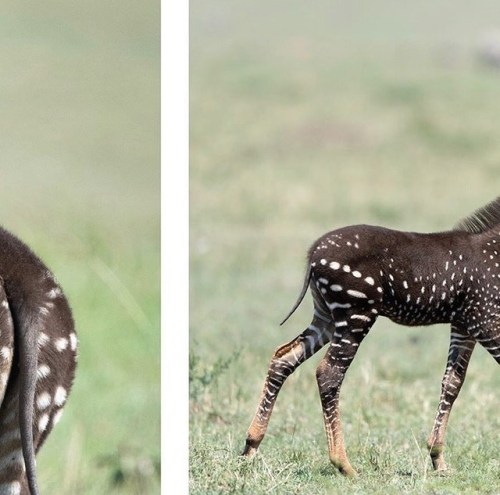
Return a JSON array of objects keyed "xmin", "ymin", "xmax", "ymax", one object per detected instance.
[{"xmin": 243, "ymin": 197, "xmax": 500, "ymax": 478}]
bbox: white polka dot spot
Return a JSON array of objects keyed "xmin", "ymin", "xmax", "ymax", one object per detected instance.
[
  {"xmin": 37, "ymin": 392, "xmax": 52, "ymax": 411},
  {"xmin": 55, "ymin": 338, "xmax": 69, "ymax": 352},
  {"xmin": 54, "ymin": 386, "xmax": 67, "ymax": 407}
]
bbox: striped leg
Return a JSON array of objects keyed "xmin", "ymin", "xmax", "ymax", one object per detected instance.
[
  {"xmin": 474, "ymin": 326, "xmax": 500, "ymax": 364},
  {"xmin": 242, "ymin": 308, "xmax": 333, "ymax": 457},
  {"xmin": 0, "ymin": 390, "xmax": 26, "ymax": 494},
  {"xmin": 315, "ymin": 309, "xmax": 375, "ymax": 477},
  {"xmin": 0, "ymin": 285, "xmax": 14, "ymax": 409},
  {"xmin": 427, "ymin": 326, "xmax": 475, "ymax": 471},
  {"xmin": 0, "ymin": 283, "xmax": 23, "ymax": 493},
  {"xmin": 0, "ymin": 377, "xmax": 57, "ymax": 495}
]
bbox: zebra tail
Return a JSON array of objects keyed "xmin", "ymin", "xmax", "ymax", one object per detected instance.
[
  {"xmin": 16, "ymin": 308, "xmax": 40, "ymax": 495},
  {"xmin": 280, "ymin": 264, "xmax": 313, "ymax": 326}
]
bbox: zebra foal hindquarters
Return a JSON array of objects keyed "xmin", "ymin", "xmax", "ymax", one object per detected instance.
[
  {"xmin": 242, "ymin": 197, "xmax": 500, "ymax": 476},
  {"xmin": 0, "ymin": 227, "xmax": 77, "ymax": 495}
]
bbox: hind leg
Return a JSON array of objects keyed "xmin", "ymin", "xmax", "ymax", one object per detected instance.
[
  {"xmin": 0, "ymin": 282, "xmax": 23, "ymax": 492},
  {"xmin": 0, "ymin": 292, "xmax": 14, "ymax": 409},
  {"xmin": 474, "ymin": 324, "xmax": 500, "ymax": 364},
  {"xmin": 427, "ymin": 325, "xmax": 475, "ymax": 471},
  {"xmin": 242, "ymin": 306, "xmax": 333, "ymax": 457},
  {"xmin": 316, "ymin": 309, "xmax": 375, "ymax": 476}
]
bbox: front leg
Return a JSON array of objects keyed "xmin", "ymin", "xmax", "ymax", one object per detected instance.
[{"xmin": 427, "ymin": 325, "xmax": 475, "ymax": 471}]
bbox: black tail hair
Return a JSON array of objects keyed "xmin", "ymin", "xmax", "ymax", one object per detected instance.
[
  {"xmin": 280, "ymin": 264, "xmax": 312, "ymax": 326},
  {"xmin": 17, "ymin": 309, "xmax": 40, "ymax": 495}
]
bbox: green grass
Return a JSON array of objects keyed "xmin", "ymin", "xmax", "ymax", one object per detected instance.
[
  {"xmin": 190, "ymin": 1, "xmax": 500, "ymax": 494},
  {"xmin": 0, "ymin": 2, "xmax": 160, "ymax": 494}
]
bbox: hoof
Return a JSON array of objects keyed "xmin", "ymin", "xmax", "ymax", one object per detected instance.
[
  {"xmin": 429, "ymin": 444, "xmax": 447, "ymax": 472},
  {"xmin": 241, "ymin": 443, "xmax": 258, "ymax": 458},
  {"xmin": 331, "ymin": 458, "xmax": 357, "ymax": 477},
  {"xmin": 432, "ymin": 466, "xmax": 453, "ymax": 477},
  {"xmin": 340, "ymin": 465, "xmax": 358, "ymax": 478},
  {"xmin": 432, "ymin": 469, "xmax": 449, "ymax": 478},
  {"xmin": 431, "ymin": 459, "xmax": 447, "ymax": 471}
]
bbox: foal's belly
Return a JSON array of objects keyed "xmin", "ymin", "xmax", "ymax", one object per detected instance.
[{"xmin": 379, "ymin": 297, "xmax": 452, "ymax": 327}]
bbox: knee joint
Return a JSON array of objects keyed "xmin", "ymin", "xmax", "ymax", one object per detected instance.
[
  {"xmin": 315, "ymin": 359, "xmax": 331, "ymax": 381},
  {"xmin": 273, "ymin": 339, "xmax": 299, "ymax": 359}
]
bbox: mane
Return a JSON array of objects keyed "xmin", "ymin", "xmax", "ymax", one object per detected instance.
[{"xmin": 454, "ymin": 196, "xmax": 500, "ymax": 234}]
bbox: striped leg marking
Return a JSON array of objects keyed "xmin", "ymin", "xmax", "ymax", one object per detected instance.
[
  {"xmin": 427, "ymin": 326, "xmax": 475, "ymax": 471},
  {"xmin": 474, "ymin": 327, "xmax": 500, "ymax": 364},
  {"xmin": 0, "ymin": 393, "xmax": 25, "ymax": 492},
  {"xmin": 0, "ymin": 285, "xmax": 23, "ymax": 491},
  {"xmin": 0, "ymin": 287, "xmax": 14, "ymax": 410},
  {"xmin": 242, "ymin": 314, "xmax": 333, "ymax": 457},
  {"xmin": 315, "ymin": 309, "xmax": 375, "ymax": 476}
]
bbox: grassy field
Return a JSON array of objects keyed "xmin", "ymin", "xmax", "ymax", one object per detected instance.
[
  {"xmin": 0, "ymin": 3, "xmax": 160, "ymax": 494},
  {"xmin": 190, "ymin": 2, "xmax": 500, "ymax": 494}
]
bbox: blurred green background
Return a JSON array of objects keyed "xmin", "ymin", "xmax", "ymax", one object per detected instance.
[
  {"xmin": 0, "ymin": 2, "xmax": 160, "ymax": 494},
  {"xmin": 190, "ymin": 2, "xmax": 500, "ymax": 494}
]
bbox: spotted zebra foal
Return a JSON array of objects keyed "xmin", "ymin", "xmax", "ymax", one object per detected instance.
[
  {"xmin": 0, "ymin": 227, "xmax": 77, "ymax": 495},
  {"xmin": 242, "ymin": 198, "xmax": 500, "ymax": 476}
]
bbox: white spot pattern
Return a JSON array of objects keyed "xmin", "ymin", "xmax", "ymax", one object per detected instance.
[
  {"xmin": 39, "ymin": 414, "xmax": 49, "ymax": 432},
  {"xmin": 70, "ymin": 333, "xmax": 78, "ymax": 353},
  {"xmin": 0, "ymin": 347, "xmax": 11, "ymax": 361},
  {"xmin": 55, "ymin": 338, "xmax": 69, "ymax": 352},
  {"xmin": 38, "ymin": 332, "xmax": 50, "ymax": 347},
  {"xmin": 54, "ymin": 386, "xmax": 67, "ymax": 406},
  {"xmin": 306, "ymin": 224, "xmax": 500, "ymax": 369},
  {"xmin": 37, "ymin": 364, "xmax": 51, "ymax": 380},
  {"xmin": 0, "ymin": 481, "xmax": 21, "ymax": 495},
  {"xmin": 53, "ymin": 409, "xmax": 64, "ymax": 426},
  {"xmin": 37, "ymin": 392, "xmax": 52, "ymax": 410}
]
